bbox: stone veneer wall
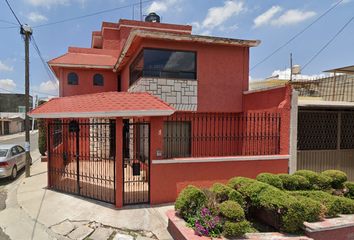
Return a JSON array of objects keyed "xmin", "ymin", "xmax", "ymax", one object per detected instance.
[{"xmin": 128, "ymin": 78, "xmax": 198, "ymax": 111}]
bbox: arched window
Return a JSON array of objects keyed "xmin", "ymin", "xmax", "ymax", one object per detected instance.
[
  {"xmin": 93, "ymin": 74, "xmax": 104, "ymax": 86},
  {"xmin": 67, "ymin": 72, "xmax": 78, "ymax": 85}
]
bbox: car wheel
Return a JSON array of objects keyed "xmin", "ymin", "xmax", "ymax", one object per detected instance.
[{"xmin": 10, "ymin": 166, "xmax": 17, "ymax": 179}]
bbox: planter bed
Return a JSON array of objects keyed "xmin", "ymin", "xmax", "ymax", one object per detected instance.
[{"xmin": 167, "ymin": 210, "xmax": 312, "ymax": 240}]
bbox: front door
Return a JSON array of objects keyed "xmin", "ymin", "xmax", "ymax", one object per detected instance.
[{"xmin": 123, "ymin": 120, "xmax": 150, "ymax": 205}]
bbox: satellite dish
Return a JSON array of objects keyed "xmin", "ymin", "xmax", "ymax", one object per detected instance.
[{"xmin": 292, "ymin": 65, "xmax": 301, "ymax": 75}]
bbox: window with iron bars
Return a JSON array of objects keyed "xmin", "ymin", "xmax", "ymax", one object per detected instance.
[{"xmin": 163, "ymin": 112, "xmax": 281, "ymax": 159}]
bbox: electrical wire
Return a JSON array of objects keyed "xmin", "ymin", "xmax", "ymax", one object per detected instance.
[
  {"xmin": 32, "ymin": 0, "xmax": 154, "ymax": 28},
  {"xmin": 0, "ymin": 19, "xmax": 17, "ymax": 25},
  {"xmin": 4, "ymin": 0, "xmax": 22, "ymax": 26},
  {"xmin": 30, "ymin": 36, "xmax": 59, "ymax": 89},
  {"xmin": 250, "ymin": 0, "xmax": 344, "ymax": 71},
  {"xmin": 301, "ymin": 14, "xmax": 354, "ymax": 71}
]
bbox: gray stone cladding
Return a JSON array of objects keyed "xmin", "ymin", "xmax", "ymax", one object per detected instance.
[{"xmin": 128, "ymin": 78, "xmax": 198, "ymax": 111}]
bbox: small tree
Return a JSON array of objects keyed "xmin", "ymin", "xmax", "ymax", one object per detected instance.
[{"xmin": 37, "ymin": 100, "xmax": 47, "ymax": 156}]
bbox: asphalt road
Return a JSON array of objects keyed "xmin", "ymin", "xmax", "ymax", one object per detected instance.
[{"xmin": 0, "ymin": 131, "xmax": 39, "ymax": 240}]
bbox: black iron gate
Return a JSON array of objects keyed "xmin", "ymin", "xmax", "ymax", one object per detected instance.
[
  {"xmin": 48, "ymin": 118, "xmax": 116, "ymax": 204},
  {"xmin": 123, "ymin": 120, "xmax": 150, "ymax": 205}
]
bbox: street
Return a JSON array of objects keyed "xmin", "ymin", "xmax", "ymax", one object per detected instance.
[{"xmin": 0, "ymin": 131, "xmax": 39, "ymax": 240}]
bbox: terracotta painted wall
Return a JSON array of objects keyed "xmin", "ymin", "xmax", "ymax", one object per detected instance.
[
  {"xmin": 60, "ymin": 68, "xmax": 118, "ymax": 97},
  {"xmin": 119, "ymin": 39, "xmax": 249, "ymax": 112},
  {"xmin": 150, "ymin": 159, "xmax": 288, "ymax": 205},
  {"xmin": 243, "ymin": 85, "xmax": 292, "ymax": 155}
]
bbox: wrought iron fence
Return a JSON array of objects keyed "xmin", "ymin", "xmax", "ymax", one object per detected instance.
[{"xmin": 163, "ymin": 112, "xmax": 281, "ymax": 158}]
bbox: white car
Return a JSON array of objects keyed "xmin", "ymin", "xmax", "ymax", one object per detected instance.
[{"xmin": 0, "ymin": 144, "xmax": 29, "ymax": 179}]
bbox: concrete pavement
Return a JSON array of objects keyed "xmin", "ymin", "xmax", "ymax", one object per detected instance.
[{"xmin": 0, "ymin": 148, "xmax": 174, "ymax": 240}]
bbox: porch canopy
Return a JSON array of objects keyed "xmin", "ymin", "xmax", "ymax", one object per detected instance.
[
  {"xmin": 324, "ymin": 64, "xmax": 354, "ymax": 74},
  {"xmin": 27, "ymin": 91, "xmax": 176, "ymax": 118}
]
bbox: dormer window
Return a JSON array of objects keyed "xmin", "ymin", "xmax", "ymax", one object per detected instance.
[
  {"xmin": 93, "ymin": 74, "xmax": 104, "ymax": 86},
  {"xmin": 130, "ymin": 49, "xmax": 197, "ymax": 86},
  {"xmin": 67, "ymin": 72, "xmax": 78, "ymax": 85}
]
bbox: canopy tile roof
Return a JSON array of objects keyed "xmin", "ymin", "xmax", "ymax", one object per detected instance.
[
  {"xmin": 28, "ymin": 92, "xmax": 176, "ymax": 118},
  {"xmin": 48, "ymin": 52, "xmax": 117, "ymax": 68}
]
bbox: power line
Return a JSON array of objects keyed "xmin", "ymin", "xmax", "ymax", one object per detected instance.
[
  {"xmin": 4, "ymin": 0, "xmax": 22, "ymax": 26},
  {"xmin": 302, "ymin": 14, "xmax": 354, "ymax": 71},
  {"xmin": 30, "ymin": 35, "xmax": 59, "ymax": 89},
  {"xmin": 32, "ymin": 0, "xmax": 154, "ymax": 28},
  {"xmin": 0, "ymin": 19, "xmax": 17, "ymax": 25},
  {"xmin": 250, "ymin": 0, "xmax": 344, "ymax": 71}
]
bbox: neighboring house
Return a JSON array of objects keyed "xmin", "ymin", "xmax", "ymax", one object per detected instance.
[
  {"xmin": 0, "ymin": 93, "xmax": 33, "ymax": 135},
  {"xmin": 250, "ymin": 66, "xmax": 354, "ymax": 181},
  {"xmin": 29, "ymin": 15, "xmax": 292, "ymax": 207}
]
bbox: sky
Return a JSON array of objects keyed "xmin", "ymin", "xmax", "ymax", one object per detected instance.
[{"xmin": 0, "ymin": 0, "xmax": 353, "ymax": 101}]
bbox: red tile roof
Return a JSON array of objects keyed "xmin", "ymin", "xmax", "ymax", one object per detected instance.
[
  {"xmin": 28, "ymin": 92, "xmax": 176, "ymax": 118},
  {"xmin": 48, "ymin": 52, "xmax": 117, "ymax": 67}
]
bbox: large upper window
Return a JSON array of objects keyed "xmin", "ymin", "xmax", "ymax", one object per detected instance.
[
  {"xmin": 67, "ymin": 72, "xmax": 78, "ymax": 85},
  {"xmin": 93, "ymin": 74, "xmax": 104, "ymax": 86},
  {"xmin": 130, "ymin": 49, "xmax": 196, "ymax": 86}
]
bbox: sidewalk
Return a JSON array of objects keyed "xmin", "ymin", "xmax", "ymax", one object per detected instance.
[
  {"xmin": 0, "ymin": 130, "xmax": 39, "ymax": 141},
  {"xmin": 0, "ymin": 153, "xmax": 174, "ymax": 240}
]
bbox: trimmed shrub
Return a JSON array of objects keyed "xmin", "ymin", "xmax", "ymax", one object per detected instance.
[
  {"xmin": 257, "ymin": 173, "xmax": 283, "ymax": 189},
  {"xmin": 38, "ymin": 118, "xmax": 47, "ymax": 156},
  {"xmin": 228, "ymin": 190, "xmax": 243, "ymax": 207},
  {"xmin": 174, "ymin": 185, "xmax": 207, "ymax": 219},
  {"xmin": 293, "ymin": 170, "xmax": 331, "ymax": 190},
  {"xmin": 238, "ymin": 181, "xmax": 309, "ymax": 233},
  {"xmin": 278, "ymin": 174, "xmax": 310, "ymax": 191},
  {"xmin": 289, "ymin": 191, "xmax": 342, "ymax": 217},
  {"xmin": 290, "ymin": 195, "xmax": 325, "ymax": 221},
  {"xmin": 321, "ymin": 170, "xmax": 348, "ymax": 189},
  {"xmin": 237, "ymin": 181, "xmax": 270, "ymax": 207},
  {"xmin": 344, "ymin": 182, "xmax": 354, "ymax": 199},
  {"xmin": 219, "ymin": 200, "xmax": 245, "ymax": 221},
  {"xmin": 210, "ymin": 183, "xmax": 232, "ymax": 202},
  {"xmin": 210, "ymin": 183, "xmax": 243, "ymax": 206},
  {"xmin": 227, "ymin": 177, "xmax": 256, "ymax": 190},
  {"xmin": 223, "ymin": 220, "xmax": 251, "ymax": 237}
]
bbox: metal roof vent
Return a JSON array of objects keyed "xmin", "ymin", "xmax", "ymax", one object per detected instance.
[{"xmin": 145, "ymin": 12, "xmax": 160, "ymax": 23}]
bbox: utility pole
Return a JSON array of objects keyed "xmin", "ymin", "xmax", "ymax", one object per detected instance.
[
  {"xmin": 21, "ymin": 24, "xmax": 33, "ymax": 178},
  {"xmin": 32, "ymin": 95, "xmax": 37, "ymax": 132}
]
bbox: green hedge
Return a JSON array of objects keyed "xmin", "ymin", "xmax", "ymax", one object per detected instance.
[
  {"xmin": 257, "ymin": 173, "xmax": 283, "ymax": 189},
  {"xmin": 227, "ymin": 177, "xmax": 256, "ymax": 190},
  {"xmin": 289, "ymin": 191, "xmax": 354, "ymax": 217},
  {"xmin": 278, "ymin": 174, "xmax": 310, "ymax": 191},
  {"xmin": 210, "ymin": 183, "xmax": 243, "ymax": 206},
  {"xmin": 293, "ymin": 170, "xmax": 331, "ymax": 190},
  {"xmin": 174, "ymin": 185, "xmax": 207, "ymax": 219},
  {"xmin": 238, "ymin": 181, "xmax": 314, "ymax": 233},
  {"xmin": 219, "ymin": 200, "xmax": 245, "ymax": 221},
  {"xmin": 344, "ymin": 182, "xmax": 354, "ymax": 199},
  {"xmin": 223, "ymin": 221, "xmax": 251, "ymax": 237},
  {"xmin": 321, "ymin": 170, "xmax": 348, "ymax": 189}
]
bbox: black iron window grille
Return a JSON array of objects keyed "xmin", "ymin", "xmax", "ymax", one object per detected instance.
[{"xmin": 163, "ymin": 112, "xmax": 281, "ymax": 158}]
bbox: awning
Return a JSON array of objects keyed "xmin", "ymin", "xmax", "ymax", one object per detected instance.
[{"xmin": 28, "ymin": 91, "xmax": 176, "ymax": 118}]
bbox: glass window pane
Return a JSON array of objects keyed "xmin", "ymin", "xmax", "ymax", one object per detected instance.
[
  {"xmin": 67, "ymin": 73, "xmax": 78, "ymax": 85},
  {"xmin": 179, "ymin": 72, "xmax": 196, "ymax": 79},
  {"xmin": 93, "ymin": 74, "xmax": 104, "ymax": 86}
]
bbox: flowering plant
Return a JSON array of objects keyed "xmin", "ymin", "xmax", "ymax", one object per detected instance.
[{"xmin": 186, "ymin": 208, "xmax": 223, "ymax": 238}]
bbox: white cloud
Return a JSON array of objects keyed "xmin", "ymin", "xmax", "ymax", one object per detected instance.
[
  {"xmin": 146, "ymin": 0, "xmax": 181, "ymax": 14},
  {"xmin": 0, "ymin": 61, "xmax": 13, "ymax": 71},
  {"xmin": 202, "ymin": 1, "xmax": 245, "ymax": 29},
  {"xmin": 192, "ymin": 1, "xmax": 245, "ymax": 35},
  {"xmin": 39, "ymin": 80, "xmax": 59, "ymax": 92},
  {"xmin": 271, "ymin": 9, "xmax": 316, "ymax": 26},
  {"xmin": 27, "ymin": 12, "xmax": 48, "ymax": 22},
  {"xmin": 26, "ymin": 0, "xmax": 88, "ymax": 9},
  {"xmin": 0, "ymin": 79, "xmax": 17, "ymax": 93},
  {"xmin": 271, "ymin": 68, "xmax": 327, "ymax": 80},
  {"xmin": 253, "ymin": 6, "xmax": 282, "ymax": 28},
  {"xmin": 218, "ymin": 23, "xmax": 239, "ymax": 32}
]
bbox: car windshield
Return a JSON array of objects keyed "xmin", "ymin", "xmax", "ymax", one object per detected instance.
[{"xmin": 0, "ymin": 149, "xmax": 8, "ymax": 157}]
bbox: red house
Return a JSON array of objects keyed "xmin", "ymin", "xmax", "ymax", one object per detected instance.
[{"xmin": 29, "ymin": 14, "xmax": 291, "ymax": 207}]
